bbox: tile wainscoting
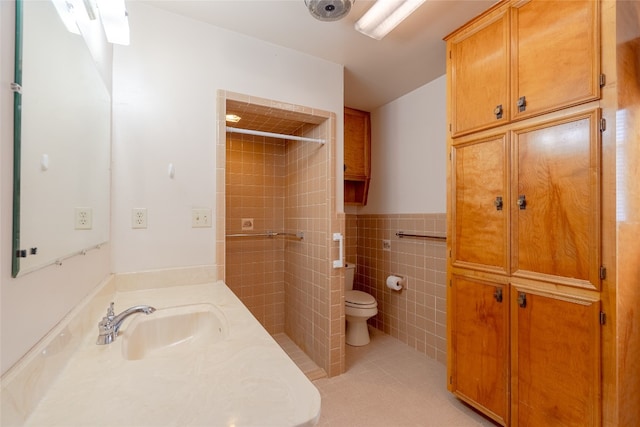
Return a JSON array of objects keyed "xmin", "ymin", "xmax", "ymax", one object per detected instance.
[{"xmin": 345, "ymin": 213, "xmax": 447, "ymax": 363}]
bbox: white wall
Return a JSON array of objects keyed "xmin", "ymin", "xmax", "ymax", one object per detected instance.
[
  {"xmin": 111, "ymin": 3, "xmax": 344, "ymax": 273},
  {"xmin": 358, "ymin": 75, "xmax": 447, "ymax": 214},
  {"xmin": 0, "ymin": 1, "xmax": 111, "ymax": 375}
]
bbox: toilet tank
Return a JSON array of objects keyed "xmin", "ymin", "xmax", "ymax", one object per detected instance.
[{"xmin": 345, "ymin": 262, "xmax": 356, "ymax": 290}]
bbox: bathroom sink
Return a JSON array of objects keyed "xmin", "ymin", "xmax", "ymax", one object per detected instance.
[{"xmin": 120, "ymin": 303, "xmax": 228, "ymax": 360}]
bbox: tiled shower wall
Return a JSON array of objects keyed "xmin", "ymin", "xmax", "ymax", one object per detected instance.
[
  {"xmin": 225, "ymin": 134, "xmax": 286, "ymax": 334},
  {"xmin": 345, "ymin": 213, "xmax": 448, "ymax": 364},
  {"xmin": 220, "ymin": 91, "xmax": 343, "ymax": 377},
  {"xmin": 284, "ymin": 120, "xmax": 342, "ymax": 376}
]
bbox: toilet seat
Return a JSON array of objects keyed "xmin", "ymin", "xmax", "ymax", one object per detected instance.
[{"xmin": 345, "ymin": 290, "xmax": 377, "ymax": 309}]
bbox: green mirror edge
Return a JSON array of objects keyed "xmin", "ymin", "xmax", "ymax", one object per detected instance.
[{"xmin": 12, "ymin": 0, "xmax": 23, "ymax": 277}]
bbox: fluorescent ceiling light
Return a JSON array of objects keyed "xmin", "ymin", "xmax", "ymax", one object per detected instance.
[
  {"xmin": 355, "ymin": 0, "xmax": 426, "ymax": 40},
  {"xmin": 97, "ymin": 0, "xmax": 130, "ymax": 45}
]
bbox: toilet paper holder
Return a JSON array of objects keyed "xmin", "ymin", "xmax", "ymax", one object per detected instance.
[{"xmin": 386, "ymin": 274, "xmax": 407, "ymax": 291}]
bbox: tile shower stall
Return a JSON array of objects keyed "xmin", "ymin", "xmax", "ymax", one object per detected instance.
[{"xmin": 220, "ymin": 93, "xmax": 344, "ymax": 377}]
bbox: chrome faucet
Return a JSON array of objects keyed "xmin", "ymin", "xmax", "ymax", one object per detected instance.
[{"xmin": 96, "ymin": 302, "xmax": 156, "ymax": 345}]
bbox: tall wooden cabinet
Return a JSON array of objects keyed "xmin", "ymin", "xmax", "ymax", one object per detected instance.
[
  {"xmin": 449, "ymin": 0, "xmax": 601, "ymax": 137},
  {"xmin": 445, "ymin": 1, "xmax": 617, "ymax": 426}
]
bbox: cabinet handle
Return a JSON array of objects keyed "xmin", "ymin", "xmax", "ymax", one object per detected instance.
[
  {"xmin": 517, "ymin": 96, "xmax": 527, "ymax": 112},
  {"xmin": 517, "ymin": 292, "xmax": 527, "ymax": 308},
  {"xmin": 494, "ymin": 288, "xmax": 503, "ymax": 303},
  {"xmin": 494, "ymin": 104, "xmax": 503, "ymax": 119},
  {"xmin": 517, "ymin": 195, "xmax": 527, "ymax": 210},
  {"xmin": 494, "ymin": 196, "xmax": 503, "ymax": 211}
]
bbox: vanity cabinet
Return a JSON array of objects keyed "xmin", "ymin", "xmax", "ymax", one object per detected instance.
[
  {"xmin": 344, "ymin": 107, "xmax": 371, "ymax": 205},
  {"xmin": 449, "ymin": 0, "xmax": 601, "ymax": 137}
]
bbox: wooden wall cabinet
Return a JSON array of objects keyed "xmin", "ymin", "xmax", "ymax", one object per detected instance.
[
  {"xmin": 344, "ymin": 107, "xmax": 371, "ymax": 205},
  {"xmin": 449, "ymin": 0, "xmax": 601, "ymax": 137},
  {"xmin": 444, "ymin": 1, "xmax": 623, "ymax": 426},
  {"xmin": 449, "ymin": 108, "xmax": 603, "ymax": 427}
]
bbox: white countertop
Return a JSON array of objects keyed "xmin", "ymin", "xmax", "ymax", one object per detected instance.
[{"xmin": 24, "ymin": 281, "xmax": 321, "ymax": 427}]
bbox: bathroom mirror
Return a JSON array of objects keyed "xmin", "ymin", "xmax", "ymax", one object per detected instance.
[{"xmin": 12, "ymin": 0, "xmax": 111, "ymax": 277}]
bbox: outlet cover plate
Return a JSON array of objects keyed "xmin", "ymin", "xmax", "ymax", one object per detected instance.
[
  {"xmin": 192, "ymin": 208, "xmax": 212, "ymax": 228},
  {"xmin": 132, "ymin": 208, "xmax": 147, "ymax": 229},
  {"xmin": 74, "ymin": 207, "xmax": 93, "ymax": 230},
  {"xmin": 382, "ymin": 239, "xmax": 391, "ymax": 251}
]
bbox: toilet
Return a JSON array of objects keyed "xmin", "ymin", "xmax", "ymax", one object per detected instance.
[{"xmin": 344, "ymin": 262, "xmax": 378, "ymax": 346}]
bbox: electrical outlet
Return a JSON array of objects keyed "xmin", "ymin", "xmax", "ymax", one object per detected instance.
[
  {"xmin": 75, "ymin": 207, "xmax": 93, "ymax": 230},
  {"xmin": 132, "ymin": 208, "xmax": 147, "ymax": 229},
  {"xmin": 382, "ymin": 239, "xmax": 391, "ymax": 251},
  {"xmin": 192, "ymin": 208, "xmax": 212, "ymax": 228}
]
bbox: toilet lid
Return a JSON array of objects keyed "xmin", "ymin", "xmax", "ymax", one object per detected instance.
[{"xmin": 345, "ymin": 290, "xmax": 377, "ymax": 307}]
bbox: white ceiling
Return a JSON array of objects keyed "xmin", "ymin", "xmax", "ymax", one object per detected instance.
[{"xmin": 143, "ymin": 0, "xmax": 496, "ymax": 112}]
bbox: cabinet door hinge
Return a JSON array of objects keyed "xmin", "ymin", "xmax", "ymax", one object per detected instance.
[
  {"xmin": 449, "ymin": 279, "xmax": 452, "ymax": 287},
  {"xmin": 600, "ymin": 118, "xmax": 606, "ymax": 132},
  {"xmin": 449, "ymin": 375, "xmax": 453, "ymax": 385},
  {"xmin": 449, "ymin": 249, "xmax": 452, "ymax": 258},
  {"xmin": 600, "ymin": 311, "xmax": 606, "ymax": 325},
  {"xmin": 599, "ymin": 74, "xmax": 606, "ymax": 87},
  {"xmin": 600, "ymin": 266, "xmax": 607, "ymax": 280}
]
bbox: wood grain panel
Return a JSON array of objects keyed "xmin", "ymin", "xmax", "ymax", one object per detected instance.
[
  {"xmin": 451, "ymin": 275, "xmax": 509, "ymax": 425},
  {"xmin": 511, "ymin": 0, "xmax": 600, "ymax": 120},
  {"xmin": 511, "ymin": 288, "xmax": 601, "ymax": 427},
  {"xmin": 512, "ymin": 110, "xmax": 600, "ymax": 289},
  {"xmin": 453, "ymin": 134, "xmax": 509, "ymax": 273},
  {"xmin": 449, "ymin": 4, "xmax": 510, "ymax": 136},
  {"xmin": 343, "ymin": 107, "xmax": 369, "ymax": 180}
]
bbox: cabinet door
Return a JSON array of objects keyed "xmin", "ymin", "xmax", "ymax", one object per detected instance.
[
  {"xmin": 449, "ymin": 3, "xmax": 510, "ymax": 137},
  {"xmin": 452, "ymin": 134, "xmax": 509, "ymax": 274},
  {"xmin": 511, "ymin": 287, "xmax": 601, "ymax": 427},
  {"xmin": 450, "ymin": 275, "xmax": 509, "ymax": 425},
  {"xmin": 512, "ymin": 109, "xmax": 601, "ymax": 290},
  {"xmin": 344, "ymin": 107, "xmax": 370, "ymax": 180},
  {"xmin": 511, "ymin": 0, "xmax": 601, "ymax": 121}
]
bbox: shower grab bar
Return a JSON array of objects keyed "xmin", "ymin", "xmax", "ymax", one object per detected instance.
[
  {"xmin": 226, "ymin": 126, "xmax": 326, "ymax": 145},
  {"xmin": 226, "ymin": 231, "xmax": 304, "ymax": 240},
  {"xmin": 396, "ymin": 231, "xmax": 446, "ymax": 242}
]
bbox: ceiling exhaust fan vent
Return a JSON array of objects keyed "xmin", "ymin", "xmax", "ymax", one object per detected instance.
[{"xmin": 305, "ymin": 0, "xmax": 353, "ymax": 22}]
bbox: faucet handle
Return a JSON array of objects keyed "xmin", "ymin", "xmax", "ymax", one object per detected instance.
[
  {"xmin": 98, "ymin": 302, "xmax": 115, "ymax": 328},
  {"xmin": 106, "ymin": 302, "xmax": 115, "ymax": 318}
]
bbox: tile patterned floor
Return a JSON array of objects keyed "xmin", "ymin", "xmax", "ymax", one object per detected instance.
[{"xmin": 275, "ymin": 328, "xmax": 498, "ymax": 427}]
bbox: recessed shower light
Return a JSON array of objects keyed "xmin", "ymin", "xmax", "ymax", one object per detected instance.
[{"xmin": 225, "ymin": 114, "xmax": 241, "ymax": 123}]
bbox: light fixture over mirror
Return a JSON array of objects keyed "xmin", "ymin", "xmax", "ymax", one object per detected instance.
[{"xmin": 51, "ymin": 0, "xmax": 130, "ymax": 45}]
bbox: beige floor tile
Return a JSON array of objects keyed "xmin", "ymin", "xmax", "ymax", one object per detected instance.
[{"xmin": 312, "ymin": 327, "xmax": 498, "ymax": 427}]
